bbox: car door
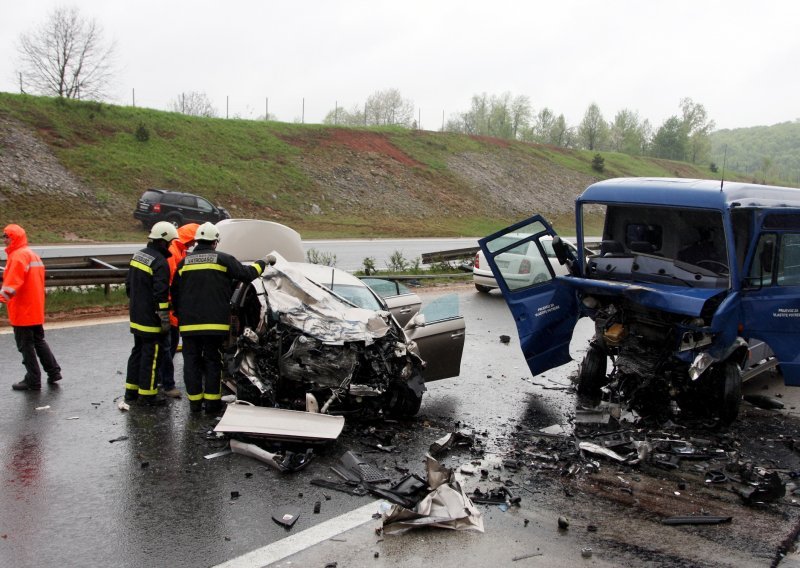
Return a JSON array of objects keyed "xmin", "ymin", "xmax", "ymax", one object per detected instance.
[
  {"xmin": 195, "ymin": 197, "xmax": 217, "ymax": 223},
  {"xmin": 403, "ymin": 294, "xmax": 465, "ymax": 381},
  {"xmin": 360, "ymin": 277, "xmax": 422, "ymax": 326},
  {"xmin": 479, "ymin": 215, "xmax": 580, "ymax": 377},
  {"xmin": 741, "ymin": 213, "xmax": 800, "ymax": 385}
]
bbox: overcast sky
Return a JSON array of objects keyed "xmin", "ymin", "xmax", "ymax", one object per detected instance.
[{"xmin": 1, "ymin": 1, "xmax": 798, "ymax": 131}]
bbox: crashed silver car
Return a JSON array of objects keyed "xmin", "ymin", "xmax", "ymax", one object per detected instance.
[{"xmin": 216, "ymin": 220, "xmax": 465, "ymax": 417}]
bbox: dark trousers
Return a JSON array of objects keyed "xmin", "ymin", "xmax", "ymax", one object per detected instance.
[
  {"xmin": 13, "ymin": 325, "xmax": 60, "ymax": 387},
  {"xmin": 182, "ymin": 335, "xmax": 224, "ymax": 403},
  {"xmin": 156, "ymin": 325, "xmax": 180, "ymax": 390},
  {"xmin": 125, "ymin": 334, "xmax": 168, "ymax": 399}
]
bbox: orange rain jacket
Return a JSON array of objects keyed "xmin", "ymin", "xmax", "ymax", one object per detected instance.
[
  {"xmin": 167, "ymin": 223, "xmax": 199, "ymax": 327},
  {"xmin": 1, "ymin": 224, "xmax": 47, "ymax": 326}
]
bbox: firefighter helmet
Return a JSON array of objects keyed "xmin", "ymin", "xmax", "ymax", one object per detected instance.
[
  {"xmin": 195, "ymin": 222, "xmax": 220, "ymax": 242},
  {"xmin": 148, "ymin": 221, "xmax": 179, "ymax": 242}
]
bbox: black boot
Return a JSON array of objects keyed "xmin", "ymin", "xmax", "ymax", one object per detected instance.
[{"xmin": 12, "ymin": 380, "xmax": 41, "ymax": 391}]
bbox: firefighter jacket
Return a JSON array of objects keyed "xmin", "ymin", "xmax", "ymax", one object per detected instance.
[
  {"xmin": 172, "ymin": 243, "xmax": 265, "ymax": 337},
  {"xmin": 126, "ymin": 243, "xmax": 171, "ymax": 336},
  {"xmin": 1, "ymin": 224, "xmax": 46, "ymax": 326},
  {"xmin": 167, "ymin": 223, "xmax": 199, "ymax": 327}
]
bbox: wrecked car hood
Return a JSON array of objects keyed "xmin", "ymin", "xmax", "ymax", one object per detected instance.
[
  {"xmin": 257, "ymin": 254, "xmax": 392, "ymax": 345},
  {"xmin": 560, "ymin": 277, "xmax": 725, "ymax": 317}
]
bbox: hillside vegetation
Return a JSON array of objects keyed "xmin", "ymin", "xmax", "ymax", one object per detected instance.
[
  {"xmin": 0, "ymin": 93, "xmax": 732, "ymax": 243},
  {"xmin": 711, "ymin": 121, "xmax": 800, "ymax": 186}
]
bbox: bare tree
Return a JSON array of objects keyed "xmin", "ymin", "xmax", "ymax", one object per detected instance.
[
  {"xmin": 16, "ymin": 6, "xmax": 116, "ymax": 99},
  {"xmin": 170, "ymin": 91, "xmax": 218, "ymax": 118},
  {"xmin": 365, "ymin": 88, "xmax": 414, "ymax": 127}
]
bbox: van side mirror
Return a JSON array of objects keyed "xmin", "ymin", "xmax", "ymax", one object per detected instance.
[{"xmin": 552, "ymin": 236, "xmax": 569, "ymax": 265}]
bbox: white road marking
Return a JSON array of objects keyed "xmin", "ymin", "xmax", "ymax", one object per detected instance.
[
  {"xmin": 213, "ymin": 500, "xmax": 381, "ymax": 568},
  {"xmin": 0, "ymin": 316, "xmax": 128, "ymax": 335}
]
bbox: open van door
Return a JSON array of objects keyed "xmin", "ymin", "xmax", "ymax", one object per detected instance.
[
  {"xmin": 741, "ymin": 213, "xmax": 800, "ymax": 385},
  {"xmin": 479, "ymin": 216, "xmax": 580, "ymax": 377}
]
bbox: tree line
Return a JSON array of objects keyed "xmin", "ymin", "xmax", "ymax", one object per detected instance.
[{"xmin": 7, "ymin": 5, "xmax": 737, "ymax": 175}]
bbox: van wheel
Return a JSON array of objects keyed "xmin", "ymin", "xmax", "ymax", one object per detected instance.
[
  {"xmin": 475, "ymin": 284, "xmax": 493, "ymax": 294},
  {"xmin": 578, "ymin": 344, "xmax": 607, "ymax": 396},
  {"xmin": 718, "ymin": 362, "xmax": 742, "ymax": 425}
]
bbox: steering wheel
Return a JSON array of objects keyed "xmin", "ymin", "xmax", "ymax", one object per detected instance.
[{"xmin": 696, "ymin": 259, "xmax": 729, "ymax": 275}]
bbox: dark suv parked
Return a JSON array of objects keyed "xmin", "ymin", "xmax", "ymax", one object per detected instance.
[{"xmin": 133, "ymin": 189, "xmax": 230, "ymax": 229}]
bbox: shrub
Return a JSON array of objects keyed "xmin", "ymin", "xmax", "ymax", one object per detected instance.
[
  {"xmin": 135, "ymin": 123, "xmax": 150, "ymax": 142},
  {"xmin": 591, "ymin": 153, "xmax": 605, "ymax": 173},
  {"xmin": 386, "ymin": 250, "xmax": 408, "ymax": 272},
  {"xmin": 306, "ymin": 248, "xmax": 337, "ymax": 266}
]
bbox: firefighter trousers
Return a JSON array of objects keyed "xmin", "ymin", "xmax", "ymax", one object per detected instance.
[
  {"xmin": 125, "ymin": 334, "xmax": 167, "ymax": 400},
  {"xmin": 182, "ymin": 335, "xmax": 225, "ymax": 404}
]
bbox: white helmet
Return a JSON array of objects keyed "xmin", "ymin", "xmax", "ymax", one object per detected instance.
[
  {"xmin": 148, "ymin": 221, "xmax": 179, "ymax": 242},
  {"xmin": 195, "ymin": 222, "xmax": 220, "ymax": 242}
]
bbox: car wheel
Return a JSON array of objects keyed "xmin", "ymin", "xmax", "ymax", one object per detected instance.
[
  {"xmin": 141, "ymin": 221, "xmax": 154, "ymax": 230},
  {"xmin": 474, "ymin": 283, "xmax": 493, "ymax": 294},
  {"xmin": 718, "ymin": 361, "xmax": 742, "ymax": 425},
  {"xmin": 165, "ymin": 213, "xmax": 183, "ymax": 228},
  {"xmin": 578, "ymin": 344, "xmax": 607, "ymax": 396},
  {"xmin": 386, "ymin": 383, "xmax": 423, "ymax": 417}
]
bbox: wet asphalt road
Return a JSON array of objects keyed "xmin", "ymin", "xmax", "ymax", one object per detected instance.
[{"xmin": 0, "ymin": 285, "xmax": 589, "ymax": 568}]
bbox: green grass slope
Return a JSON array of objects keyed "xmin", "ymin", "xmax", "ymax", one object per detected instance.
[{"xmin": 0, "ymin": 93, "xmax": 726, "ymax": 243}]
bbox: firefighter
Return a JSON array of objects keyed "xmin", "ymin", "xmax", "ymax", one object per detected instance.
[
  {"xmin": 124, "ymin": 221, "xmax": 177, "ymax": 406},
  {"xmin": 1, "ymin": 224, "xmax": 62, "ymax": 391},
  {"xmin": 157, "ymin": 222, "xmax": 199, "ymax": 397},
  {"xmin": 171, "ymin": 222, "xmax": 267, "ymax": 413}
]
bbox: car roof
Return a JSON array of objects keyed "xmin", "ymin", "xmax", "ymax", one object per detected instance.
[{"xmin": 579, "ymin": 178, "xmax": 800, "ymax": 210}]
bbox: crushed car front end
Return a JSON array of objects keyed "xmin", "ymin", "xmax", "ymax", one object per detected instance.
[{"xmin": 226, "ymin": 254, "xmax": 427, "ymax": 417}]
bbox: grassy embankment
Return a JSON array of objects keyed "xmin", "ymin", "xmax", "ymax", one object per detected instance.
[{"xmin": 0, "ymin": 93, "xmax": 727, "ymax": 243}]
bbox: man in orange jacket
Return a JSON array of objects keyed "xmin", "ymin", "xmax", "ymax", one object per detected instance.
[
  {"xmin": 1, "ymin": 224, "xmax": 62, "ymax": 391},
  {"xmin": 158, "ymin": 222, "xmax": 198, "ymax": 397}
]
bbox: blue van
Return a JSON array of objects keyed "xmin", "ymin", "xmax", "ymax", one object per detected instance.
[{"xmin": 479, "ymin": 178, "xmax": 800, "ymax": 422}]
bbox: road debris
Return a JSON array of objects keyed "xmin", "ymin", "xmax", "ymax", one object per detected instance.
[
  {"xmin": 382, "ymin": 456, "xmax": 484, "ymax": 534},
  {"xmin": 272, "ymin": 508, "xmax": 300, "ymax": 529},
  {"xmin": 661, "ymin": 515, "xmax": 732, "ymax": 526},
  {"xmin": 230, "ymin": 440, "xmax": 314, "ymax": 473},
  {"xmin": 744, "ymin": 394, "xmax": 785, "ymax": 410}
]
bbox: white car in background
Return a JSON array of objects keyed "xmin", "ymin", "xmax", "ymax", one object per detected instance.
[{"xmin": 473, "ymin": 234, "xmax": 577, "ymax": 293}]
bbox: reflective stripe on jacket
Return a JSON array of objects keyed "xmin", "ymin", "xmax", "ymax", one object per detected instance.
[
  {"xmin": 1, "ymin": 224, "xmax": 46, "ymax": 326},
  {"xmin": 126, "ymin": 245, "xmax": 170, "ymax": 336},
  {"xmin": 171, "ymin": 243, "xmax": 264, "ymax": 336}
]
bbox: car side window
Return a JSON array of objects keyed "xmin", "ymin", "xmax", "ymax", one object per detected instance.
[
  {"xmin": 197, "ymin": 198, "xmax": 214, "ymax": 212},
  {"xmin": 360, "ymin": 278, "xmax": 412, "ymax": 298},
  {"xmin": 419, "ymin": 294, "xmax": 460, "ymax": 322},
  {"xmin": 180, "ymin": 195, "xmax": 197, "ymax": 207}
]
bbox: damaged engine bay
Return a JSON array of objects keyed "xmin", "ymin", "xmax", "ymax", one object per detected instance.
[
  {"xmin": 577, "ymin": 293, "xmax": 744, "ymax": 424},
  {"xmin": 224, "ymin": 254, "xmax": 427, "ymax": 417}
]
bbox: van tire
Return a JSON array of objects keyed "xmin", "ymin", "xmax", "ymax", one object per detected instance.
[
  {"xmin": 719, "ymin": 362, "xmax": 742, "ymax": 424},
  {"xmin": 578, "ymin": 345, "xmax": 607, "ymax": 396},
  {"xmin": 474, "ymin": 283, "xmax": 493, "ymax": 294}
]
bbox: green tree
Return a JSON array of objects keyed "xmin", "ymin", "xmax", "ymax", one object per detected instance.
[
  {"xmin": 610, "ymin": 109, "xmax": 645, "ymax": 155},
  {"xmin": 651, "ymin": 116, "xmax": 686, "ymax": 160},
  {"xmin": 681, "ymin": 98, "xmax": 715, "ymax": 164},
  {"xmin": 578, "ymin": 103, "xmax": 608, "ymax": 151}
]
